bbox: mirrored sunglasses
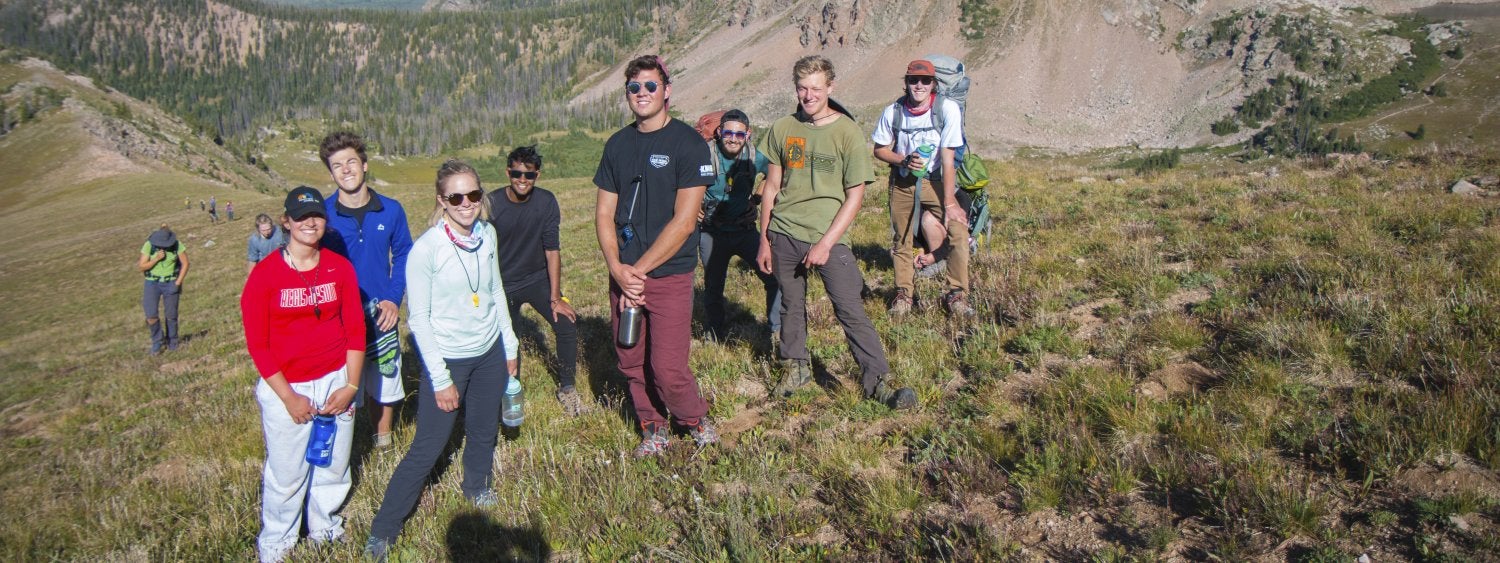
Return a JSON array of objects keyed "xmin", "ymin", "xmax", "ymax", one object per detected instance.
[{"xmin": 719, "ymin": 130, "xmax": 749, "ymax": 140}]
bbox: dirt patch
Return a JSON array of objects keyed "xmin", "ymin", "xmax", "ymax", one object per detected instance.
[
  {"xmin": 732, "ymin": 376, "xmax": 767, "ymax": 398},
  {"xmin": 1392, "ymin": 456, "xmax": 1500, "ymax": 500},
  {"xmin": 1136, "ymin": 361, "xmax": 1218, "ymax": 399},
  {"xmin": 1163, "ymin": 287, "xmax": 1212, "ymax": 313},
  {"xmin": 1069, "ymin": 298, "xmax": 1121, "ymax": 341},
  {"xmin": 718, "ymin": 406, "xmax": 763, "ymax": 435}
]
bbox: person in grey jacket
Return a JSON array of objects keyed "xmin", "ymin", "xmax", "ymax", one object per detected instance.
[{"xmin": 247, "ymin": 213, "xmax": 287, "ymax": 274}]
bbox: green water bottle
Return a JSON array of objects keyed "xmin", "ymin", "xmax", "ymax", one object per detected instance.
[{"xmin": 913, "ymin": 144, "xmax": 936, "ymax": 179}]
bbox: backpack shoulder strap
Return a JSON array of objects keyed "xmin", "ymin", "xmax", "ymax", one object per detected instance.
[{"xmin": 932, "ymin": 94, "xmax": 947, "ymax": 139}]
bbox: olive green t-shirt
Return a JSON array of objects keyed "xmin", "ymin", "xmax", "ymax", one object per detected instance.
[
  {"xmin": 141, "ymin": 241, "xmax": 181, "ymax": 280},
  {"xmin": 758, "ymin": 114, "xmax": 874, "ymax": 246}
]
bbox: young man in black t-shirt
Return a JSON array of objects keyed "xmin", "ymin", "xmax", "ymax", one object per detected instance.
[
  {"xmin": 486, "ymin": 145, "xmax": 586, "ymax": 417},
  {"xmin": 594, "ymin": 55, "xmax": 717, "ymax": 457}
]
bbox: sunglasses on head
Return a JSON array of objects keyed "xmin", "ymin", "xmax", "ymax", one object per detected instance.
[
  {"xmin": 905, "ymin": 76, "xmax": 934, "ymax": 85},
  {"xmin": 442, "ymin": 190, "xmax": 483, "ymax": 206},
  {"xmin": 719, "ymin": 130, "xmax": 749, "ymax": 140},
  {"xmin": 507, "ymin": 169, "xmax": 538, "ymax": 180},
  {"xmin": 625, "ymin": 81, "xmax": 661, "ymax": 94}
]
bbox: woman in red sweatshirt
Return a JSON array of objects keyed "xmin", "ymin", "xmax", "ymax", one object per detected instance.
[{"xmin": 240, "ymin": 186, "xmax": 366, "ymax": 563}]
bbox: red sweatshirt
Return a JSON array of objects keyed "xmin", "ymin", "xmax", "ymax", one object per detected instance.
[{"xmin": 241, "ymin": 248, "xmax": 366, "ymax": 383}]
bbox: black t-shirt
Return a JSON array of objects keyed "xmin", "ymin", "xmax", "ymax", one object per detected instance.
[
  {"xmin": 594, "ymin": 118, "xmax": 715, "ymax": 277},
  {"xmin": 486, "ymin": 187, "xmax": 560, "ymax": 293}
]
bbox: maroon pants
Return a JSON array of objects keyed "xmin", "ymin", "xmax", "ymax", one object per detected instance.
[{"xmin": 609, "ymin": 272, "xmax": 708, "ymax": 428}]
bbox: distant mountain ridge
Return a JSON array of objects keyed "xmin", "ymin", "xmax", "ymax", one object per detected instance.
[{"xmin": 581, "ymin": 0, "xmax": 1488, "ymax": 153}]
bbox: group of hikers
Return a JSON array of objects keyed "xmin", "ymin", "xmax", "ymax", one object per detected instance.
[{"xmin": 139, "ymin": 53, "xmax": 979, "ymax": 562}]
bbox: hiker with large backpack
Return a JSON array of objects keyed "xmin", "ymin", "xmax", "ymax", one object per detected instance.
[
  {"xmin": 872, "ymin": 59, "xmax": 975, "ymax": 318},
  {"xmin": 695, "ymin": 109, "xmax": 782, "ymax": 341}
]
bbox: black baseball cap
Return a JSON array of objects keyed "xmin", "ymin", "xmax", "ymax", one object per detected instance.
[
  {"xmin": 721, "ymin": 109, "xmax": 750, "ymax": 128},
  {"xmin": 283, "ymin": 186, "xmax": 326, "ymax": 220}
]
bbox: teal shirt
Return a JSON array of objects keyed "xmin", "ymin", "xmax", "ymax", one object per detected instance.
[{"xmin": 704, "ymin": 145, "xmax": 769, "ymax": 232}]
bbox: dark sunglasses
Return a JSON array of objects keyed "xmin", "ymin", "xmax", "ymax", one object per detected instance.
[
  {"xmin": 442, "ymin": 190, "xmax": 483, "ymax": 206},
  {"xmin": 625, "ymin": 81, "xmax": 661, "ymax": 94},
  {"xmin": 905, "ymin": 76, "xmax": 934, "ymax": 85},
  {"xmin": 719, "ymin": 130, "xmax": 749, "ymax": 140},
  {"xmin": 507, "ymin": 169, "xmax": 539, "ymax": 180}
]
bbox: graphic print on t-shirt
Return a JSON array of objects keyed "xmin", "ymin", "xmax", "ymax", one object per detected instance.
[
  {"xmin": 280, "ymin": 282, "xmax": 338, "ymax": 309},
  {"xmin": 786, "ymin": 137, "xmax": 806, "ymax": 169}
]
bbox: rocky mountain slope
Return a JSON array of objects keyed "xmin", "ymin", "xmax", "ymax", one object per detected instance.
[{"xmin": 580, "ymin": 0, "xmax": 1488, "ymax": 153}]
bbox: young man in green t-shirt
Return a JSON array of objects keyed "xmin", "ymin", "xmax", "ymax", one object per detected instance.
[{"xmin": 755, "ymin": 55, "xmax": 915, "ymax": 410}]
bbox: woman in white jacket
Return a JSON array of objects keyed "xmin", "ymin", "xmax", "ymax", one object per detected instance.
[{"xmin": 366, "ymin": 159, "xmax": 519, "ymax": 558}]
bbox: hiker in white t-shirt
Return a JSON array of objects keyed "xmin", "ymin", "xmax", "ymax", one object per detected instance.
[{"xmin": 872, "ymin": 59, "xmax": 974, "ymax": 318}]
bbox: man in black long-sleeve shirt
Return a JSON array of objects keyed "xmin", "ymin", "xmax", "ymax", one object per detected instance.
[{"xmin": 486, "ymin": 145, "xmax": 587, "ymax": 416}]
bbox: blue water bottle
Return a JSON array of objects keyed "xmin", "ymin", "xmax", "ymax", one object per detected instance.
[
  {"xmin": 305, "ymin": 414, "xmax": 337, "ymax": 467},
  {"xmin": 501, "ymin": 377, "xmax": 524, "ymax": 428}
]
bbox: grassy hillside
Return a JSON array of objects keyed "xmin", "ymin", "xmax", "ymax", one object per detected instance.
[{"xmin": 2, "ymin": 102, "xmax": 1498, "ymax": 561}]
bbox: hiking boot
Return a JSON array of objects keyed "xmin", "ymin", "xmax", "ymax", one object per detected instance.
[
  {"xmin": 870, "ymin": 381, "xmax": 918, "ymax": 411},
  {"xmin": 689, "ymin": 418, "xmax": 719, "ymax": 448},
  {"xmin": 888, "ymin": 288, "xmax": 914, "ymax": 316},
  {"xmin": 469, "ymin": 490, "xmax": 499, "ymax": 509},
  {"xmin": 774, "ymin": 359, "xmax": 812, "ymax": 398},
  {"xmin": 363, "ymin": 536, "xmax": 392, "ymax": 563},
  {"xmin": 557, "ymin": 387, "xmax": 587, "ymax": 417},
  {"xmin": 633, "ymin": 423, "xmax": 670, "ymax": 458},
  {"xmin": 943, "ymin": 290, "xmax": 976, "ymax": 318}
]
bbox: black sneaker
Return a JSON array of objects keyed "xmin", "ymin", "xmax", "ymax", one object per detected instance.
[{"xmin": 363, "ymin": 536, "xmax": 391, "ymax": 563}]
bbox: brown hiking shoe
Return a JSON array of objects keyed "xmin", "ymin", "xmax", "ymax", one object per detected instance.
[
  {"xmin": 774, "ymin": 359, "xmax": 811, "ymax": 398},
  {"xmin": 889, "ymin": 288, "xmax": 914, "ymax": 316},
  {"xmin": 943, "ymin": 290, "xmax": 976, "ymax": 318}
]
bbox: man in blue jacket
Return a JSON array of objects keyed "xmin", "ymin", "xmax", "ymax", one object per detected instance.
[{"xmin": 319, "ymin": 131, "xmax": 414, "ymax": 449}]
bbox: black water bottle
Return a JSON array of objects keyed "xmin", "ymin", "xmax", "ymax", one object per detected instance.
[{"xmin": 618, "ymin": 306, "xmax": 643, "ymax": 348}]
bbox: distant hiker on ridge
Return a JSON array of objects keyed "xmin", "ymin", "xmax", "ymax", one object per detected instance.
[
  {"xmin": 138, "ymin": 224, "xmax": 189, "ymax": 355},
  {"xmin": 486, "ymin": 145, "xmax": 589, "ymax": 416},
  {"xmin": 318, "ymin": 131, "xmax": 414, "ymax": 450},
  {"xmin": 755, "ymin": 55, "xmax": 916, "ymax": 410}
]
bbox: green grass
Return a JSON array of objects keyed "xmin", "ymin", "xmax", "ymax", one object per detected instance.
[{"xmin": 4, "ymin": 113, "xmax": 1500, "ymax": 560}]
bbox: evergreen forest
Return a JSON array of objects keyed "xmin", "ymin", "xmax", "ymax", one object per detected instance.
[{"xmin": 0, "ymin": 0, "xmax": 680, "ymax": 155}]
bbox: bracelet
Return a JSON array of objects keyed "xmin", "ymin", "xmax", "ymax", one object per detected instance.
[
  {"xmin": 552, "ymin": 296, "xmax": 570, "ymax": 304},
  {"xmin": 345, "ymin": 383, "xmax": 359, "ymax": 392}
]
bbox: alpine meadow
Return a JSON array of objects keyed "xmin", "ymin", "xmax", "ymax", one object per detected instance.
[{"xmin": 1, "ymin": 0, "xmax": 1498, "ymax": 561}]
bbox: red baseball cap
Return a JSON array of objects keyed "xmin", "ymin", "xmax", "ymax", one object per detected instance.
[{"xmin": 905, "ymin": 59, "xmax": 936, "ymax": 78}]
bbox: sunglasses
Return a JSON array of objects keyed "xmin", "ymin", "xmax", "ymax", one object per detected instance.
[
  {"xmin": 625, "ymin": 81, "xmax": 661, "ymax": 95},
  {"xmin": 442, "ymin": 190, "xmax": 483, "ymax": 206},
  {"xmin": 905, "ymin": 76, "xmax": 934, "ymax": 85},
  {"xmin": 507, "ymin": 169, "xmax": 538, "ymax": 180},
  {"xmin": 719, "ymin": 130, "xmax": 749, "ymax": 140}
]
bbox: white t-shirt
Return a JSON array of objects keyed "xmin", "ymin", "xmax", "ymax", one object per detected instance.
[{"xmin": 871, "ymin": 97, "xmax": 964, "ymax": 178}]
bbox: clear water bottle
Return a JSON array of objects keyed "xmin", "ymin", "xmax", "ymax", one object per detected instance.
[
  {"xmin": 501, "ymin": 376, "xmax": 524, "ymax": 427},
  {"xmin": 305, "ymin": 414, "xmax": 337, "ymax": 467},
  {"xmin": 913, "ymin": 144, "xmax": 936, "ymax": 179}
]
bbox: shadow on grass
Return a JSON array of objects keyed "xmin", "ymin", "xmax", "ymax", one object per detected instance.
[
  {"xmin": 576, "ymin": 314, "xmax": 634, "ymax": 427},
  {"xmin": 446, "ymin": 512, "xmax": 551, "ymax": 561}
]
